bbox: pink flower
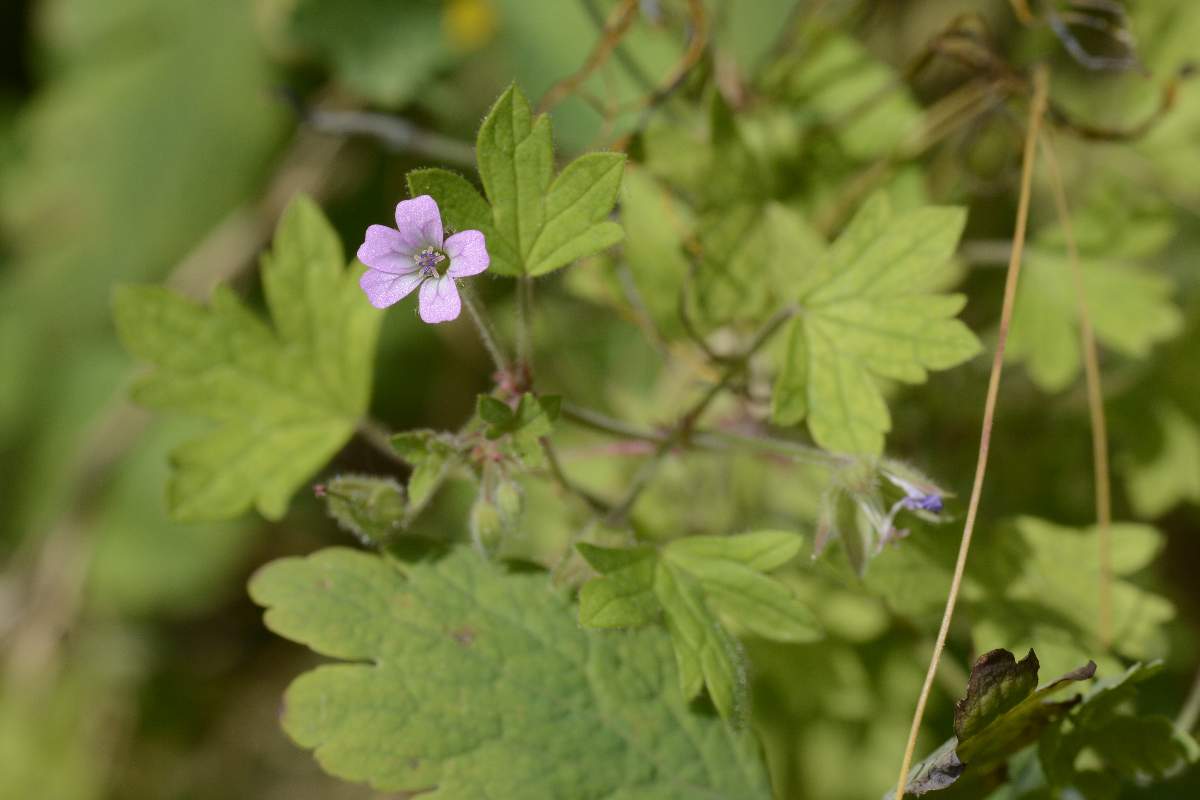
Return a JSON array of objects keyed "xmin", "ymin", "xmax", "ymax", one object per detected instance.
[{"xmin": 356, "ymin": 195, "xmax": 490, "ymax": 323}]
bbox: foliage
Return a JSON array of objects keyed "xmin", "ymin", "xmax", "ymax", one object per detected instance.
[
  {"xmin": 896, "ymin": 652, "xmax": 1197, "ymax": 799},
  {"xmin": 113, "ymin": 197, "xmax": 380, "ymax": 520},
  {"xmin": 249, "ymin": 546, "xmax": 772, "ymax": 798},
  {"xmin": 578, "ymin": 531, "xmax": 819, "ymax": 720},
  {"xmin": 410, "ymin": 84, "xmax": 625, "ymax": 277},
  {"xmin": 771, "ymin": 193, "xmax": 981, "ymax": 454},
  {"xmin": 4, "ymin": 1, "xmax": 1200, "ymax": 799}
]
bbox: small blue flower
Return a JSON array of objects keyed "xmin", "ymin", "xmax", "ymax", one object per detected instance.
[
  {"xmin": 884, "ymin": 472, "xmax": 945, "ymax": 517},
  {"xmin": 901, "ymin": 491, "xmax": 943, "ymax": 514}
]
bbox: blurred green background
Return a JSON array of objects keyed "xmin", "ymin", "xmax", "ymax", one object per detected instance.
[{"xmin": 1, "ymin": 1, "xmax": 1198, "ymax": 798}]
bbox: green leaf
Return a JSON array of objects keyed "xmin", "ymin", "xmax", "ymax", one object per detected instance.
[
  {"xmin": 772, "ymin": 316, "xmax": 810, "ymax": 425},
  {"xmin": 692, "ymin": 204, "xmax": 774, "ymax": 326},
  {"xmin": 654, "ymin": 559, "xmax": 747, "ymax": 721},
  {"xmin": 113, "ymin": 196, "xmax": 380, "ymax": 521},
  {"xmin": 954, "ymin": 654, "xmax": 1096, "ymax": 766},
  {"xmin": 290, "ymin": 0, "xmax": 450, "ymax": 106},
  {"xmin": 1122, "ymin": 403, "xmax": 1200, "ymax": 516},
  {"xmin": 665, "ymin": 530, "xmax": 805, "ymax": 571},
  {"xmin": 891, "ymin": 649, "xmax": 1096, "ymax": 799},
  {"xmin": 578, "ymin": 532, "xmax": 819, "ymax": 718},
  {"xmin": 1007, "ymin": 252, "xmax": 1183, "ymax": 393},
  {"xmin": 526, "ymin": 152, "xmax": 626, "ymax": 275},
  {"xmin": 390, "ymin": 429, "xmax": 460, "ymax": 521},
  {"xmin": 479, "ymin": 393, "xmax": 559, "ymax": 468},
  {"xmin": 477, "ymin": 394, "xmax": 515, "ymax": 429},
  {"xmin": 971, "ymin": 517, "xmax": 1175, "ymax": 672},
  {"xmin": 473, "ymin": 84, "xmax": 625, "ymax": 276},
  {"xmin": 767, "ymin": 32, "xmax": 921, "ymax": 159},
  {"xmin": 663, "ymin": 533, "xmax": 820, "ymax": 644},
  {"xmin": 1040, "ymin": 662, "xmax": 1199, "ymax": 789},
  {"xmin": 576, "ymin": 543, "xmax": 659, "ymax": 628},
  {"xmin": 321, "ymin": 474, "xmax": 406, "ymax": 546},
  {"xmin": 1006, "ymin": 182, "xmax": 1181, "ymax": 392},
  {"xmin": 772, "ymin": 194, "xmax": 981, "ymax": 454},
  {"xmin": 614, "ymin": 166, "xmax": 694, "ymax": 335},
  {"xmin": 249, "ymin": 547, "xmax": 772, "ymax": 798}
]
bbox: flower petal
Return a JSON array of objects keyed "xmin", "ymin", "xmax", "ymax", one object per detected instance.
[
  {"xmin": 357, "ymin": 225, "xmax": 419, "ymax": 273},
  {"xmin": 444, "ymin": 229, "xmax": 490, "ymax": 278},
  {"xmin": 418, "ymin": 275, "xmax": 462, "ymax": 323},
  {"xmin": 395, "ymin": 195, "xmax": 444, "ymax": 253},
  {"xmin": 360, "ymin": 268, "xmax": 424, "ymax": 309}
]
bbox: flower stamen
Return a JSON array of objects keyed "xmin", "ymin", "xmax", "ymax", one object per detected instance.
[{"xmin": 416, "ymin": 247, "xmax": 446, "ymax": 278}]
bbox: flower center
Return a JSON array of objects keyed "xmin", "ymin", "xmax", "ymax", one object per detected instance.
[{"xmin": 415, "ymin": 247, "xmax": 446, "ymax": 278}]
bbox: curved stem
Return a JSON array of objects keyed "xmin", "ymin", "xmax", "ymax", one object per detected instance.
[
  {"xmin": 1176, "ymin": 664, "xmax": 1200, "ymax": 734},
  {"xmin": 460, "ymin": 284, "xmax": 510, "ymax": 375},
  {"xmin": 357, "ymin": 418, "xmax": 406, "ymax": 466},
  {"xmin": 1039, "ymin": 130, "xmax": 1113, "ymax": 649},
  {"xmin": 689, "ymin": 428, "xmax": 847, "ymax": 468},
  {"xmin": 540, "ymin": 438, "xmax": 612, "ymax": 514},
  {"xmin": 893, "ymin": 66, "xmax": 1049, "ymax": 800},
  {"xmin": 604, "ymin": 306, "xmax": 796, "ymax": 525},
  {"xmin": 562, "ymin": 402, "xmax": 665, "ymax": 442}
]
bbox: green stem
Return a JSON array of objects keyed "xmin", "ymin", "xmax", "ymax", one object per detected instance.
[
  {"xmin": 460, "ymin": 284, "xmax": 510, "ymax": 375},
  {"xmin": 541, "ymin": 438, "xmax": 612, "ymax": 514},
  {"xmin": 517, "ymin": 277, "xmax": 534, "ymax": 372},
  {"xmin": 1177, "ymin": 664, "xmax": 1200, "ymax": 733},
  {"xmin": 356, "ymin": 418, "xmax": 406, "ymax": 466},
  {"xmin": 691, "ymin": 429, "xmax": 847, "ymax": 468},
  {"xmin": 603, "ymin": 306, "xmax": 797, "ymax": 525},
  {"xmin": 561, "ymin": 402, "xmax": 664, "ymax": 443}
]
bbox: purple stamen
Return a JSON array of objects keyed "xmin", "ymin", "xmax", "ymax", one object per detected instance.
[{"xmin": 416, "ymin": 248, "xmax": 445, "ymax": 277}]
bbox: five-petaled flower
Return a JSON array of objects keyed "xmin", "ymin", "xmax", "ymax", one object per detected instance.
[{"xmin": 357, "ymin": 195, "xmax": 489, "ymax": 323}]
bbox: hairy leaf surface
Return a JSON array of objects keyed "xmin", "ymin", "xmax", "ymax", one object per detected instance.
[{"xmin": 250, "ymin": 547, "xmax": 772, "ymax": 798}]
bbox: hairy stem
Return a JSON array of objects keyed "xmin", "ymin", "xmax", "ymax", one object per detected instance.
[
  {"xmin": 1039, "ymin": 131, "xmax": 1114, "ymax": 649},
  {"xmin": 893, "ymin": 65, "xmax": 1049, "ymax": 800},
  {"xmin": 561, "ymin": 401, "xmax": 845, "ymax": 469},
  {"xmin": 357, "ymin": 418, "xmax": 407, "ymax": 466},
  {"xmin": 460, "ymin": 285, "xmax": 511, "ymax": 375},
  {"xmin": 517, "ymin": 276, "xmax": 535, "ymax": 371},
  {"xmin": 689, "ymin": 428, "xmax": 847, "ymax": 468},
  {"xmin": 562, "ymin": 402, "xmax": 665, "ymax": 442}
]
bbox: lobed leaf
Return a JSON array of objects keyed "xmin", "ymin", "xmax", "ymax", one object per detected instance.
[
  {"xmin": 1007, "ymin": 250, "xmax": 1183, "ymax": 393},
  {"xmin": 250, "ymin": 547, "xmax": 772, "ymax": 798},
  {"xmin": 417, "ymin": 84, "xmax": 625, "ymax": 277},
  {"xmin": 113, "ymin": 196, "xmax": 380, "ymax": 521},
  {"xmin": 578, "ymin": 531, "xmax": 818, "ymax": 719},
  {"xmin": 771, "ymin": 194, "xmax": 980, "ymax": 454}
]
